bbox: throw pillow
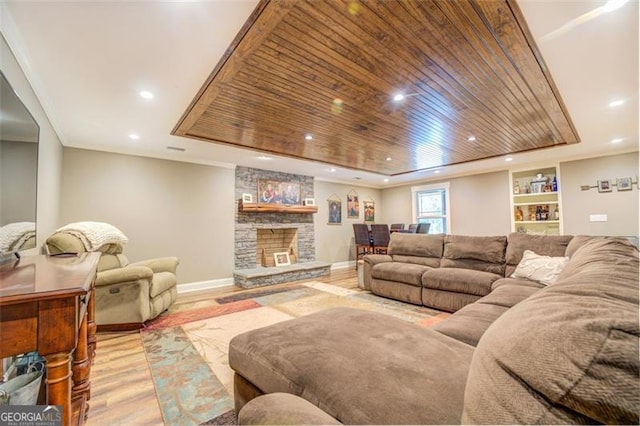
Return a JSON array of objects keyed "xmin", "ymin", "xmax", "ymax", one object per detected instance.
[{"xmin": 511, "ymin": 249, "xmax": 569, "ymax": 285}]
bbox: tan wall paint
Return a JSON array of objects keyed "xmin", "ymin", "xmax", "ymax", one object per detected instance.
[
  {"xmin": 1, "ymin": 31, "xmax": 64, "ymax": 254},
  {"xmin": 380, "ymin": 171, "xmax": 511, "ymax": 236},
  {"xmin": 60, "ymin": 148, "xmax": 235, "ymax": 283},
  {"xmin": 560, "ymin": 152, "xmax": 639, "ymax": 237},
  {"xmin": 313, "ymin": 180, "xmax": 381, "ymax": 263}
]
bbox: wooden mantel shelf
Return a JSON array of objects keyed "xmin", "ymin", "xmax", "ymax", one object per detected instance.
[{"xmin": 239, "ymin": 202, "xmax": 318, "ymax": 214}]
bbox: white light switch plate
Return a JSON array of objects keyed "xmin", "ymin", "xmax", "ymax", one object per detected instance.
[{"xmin": 589, "ymin": 214, "xmax": 608, "ymax": 222}]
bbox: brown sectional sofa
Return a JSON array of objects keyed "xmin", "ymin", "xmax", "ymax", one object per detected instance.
[
  {"xmin": 228, "ymin": 234, "xmax": 639, "ymax": 424},
  {"xmin": 363, "ymin": 232, "xmax": 573, "ymax": 312}
]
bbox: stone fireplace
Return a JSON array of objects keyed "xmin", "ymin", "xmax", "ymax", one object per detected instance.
[{"xmin": 234, "ymin": 166, "xmax": 330, "ymax": 288}]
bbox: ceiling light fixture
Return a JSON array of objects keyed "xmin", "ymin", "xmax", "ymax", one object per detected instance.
[
  {"xmin": 505, "ymin": 156, "xmax": 514, "ymax": 162},
  {"xmin": 386, "ymin": 157, "xmax": 392, "ymax": 161},
  {"xmin": 434, "ymin": 170, "xmax": 440, "ymax": 174},
  {"xmin": 139, "ymin": 90, "xmax": 154, "ymax": 100},
  {"xmin": 392, "ymin": 93, "xmax": 405, "ymax": 102},
  {"xmin": 467, "ymin": 136, "xmax": 476, "ymax": 142},
  {"xmin": 257, "ymin": 155, "xmax": 272, "ymax": 160},
  {"xmin": 611, "ymin": 138, "xmax": 623, "ymax": 144},
  {"xmin": 330, "ymin": 168, "xmax": 336, "ymax": 172},
  {"xmin": 383, "ymin": 178, "xmax": 389, "ymax": 182},
  {"xmin": 305, "ymin": 134, "xmax": 313, "ymax": 141},
  {"xmin": 608, "ymin": 99, "xmax": 625, "ymax": 107},
  {"xmin": 128, "ymin": 133, "xmax": 140, "ymax": 140}
]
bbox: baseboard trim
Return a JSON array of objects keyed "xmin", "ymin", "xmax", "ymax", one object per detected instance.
[
  {"xmin": 177, "ymin": 278, "xmax": 235, "ymax": 294},
  {"xmin": 331, "ymin": 260, "xmax": 356, "ymax": 270}
]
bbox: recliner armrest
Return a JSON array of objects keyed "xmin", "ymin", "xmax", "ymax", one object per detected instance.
[
  {"xmin": 95, "ymin": 265, "xmax": 153, "ymax": 287},
  {"xmin": 363, "ymin": 254, "xmax": 392, "ymax": 266},
  {"xmin": 128, "ymin": 257, "xmax": 179, "ymax": 274}
]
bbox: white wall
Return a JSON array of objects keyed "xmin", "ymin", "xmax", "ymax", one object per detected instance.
[
  {"xmin": 60, "ymin": 148, "xmax": 235, "ymax": 284},
  {"xmin": 560, "ymin": 152, "xmax": 638, "ymax": 237}
]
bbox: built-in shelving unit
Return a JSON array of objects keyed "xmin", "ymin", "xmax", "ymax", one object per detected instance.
[
  {"xmin": 239, "ymin": 202, "xmax": 318, "ymax": 214},
  {"xmin": 510, "ymin": 165, "xmax": 562, "ymax": 235}
]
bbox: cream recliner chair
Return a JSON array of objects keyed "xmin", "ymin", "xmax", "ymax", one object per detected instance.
[{"xmin": 46, "ymin": 227, "xmax": 178, "ymax": 330}]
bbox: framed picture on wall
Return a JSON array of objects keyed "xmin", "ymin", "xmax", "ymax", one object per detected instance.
[
  {"xmin": 328, "ymin": 200, "xmax": 341, "ymax": 225},
  {"xmin": 616, "ymin": 177, "xmax": 632, "ymax": 191},
  {"xmin": 364, "ymin": 201, "xmax": 375, "ymax": 222},
  {"xmin": 347, "ymin": 192, "xmax": 359, "ymax": 218},
  {"xmin": 597, "ymin": 179, "xmax": 612, "ymax": 193},
  {"xmin": 304, "ymin": 198, "xmax": 315, "ymax": 206},
  {"xmin": 242, "ymin": 193, "xmax": 253, "ymax": 203}
]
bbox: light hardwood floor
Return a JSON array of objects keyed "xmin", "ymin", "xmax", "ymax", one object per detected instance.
[{"xmin": 87, "ymin": 268, "xmax": 358, "ymax": 426}]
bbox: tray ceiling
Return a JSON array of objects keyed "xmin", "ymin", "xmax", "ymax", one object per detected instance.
[{"xmin": 173, "ymin": 0, "xmax": 579, "ymax": 176}]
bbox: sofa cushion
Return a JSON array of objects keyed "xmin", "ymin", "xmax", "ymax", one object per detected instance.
[
  {"xmin": 229, "ymin": 307, "xmax": 475, "ymax": 425},
  {"xmin": 443, "ymin": 235, "xmax": 506, "ymax": 263},
  {"xmin": 491, "ymin": 276, "xmax": 545, "ymax": 291},
  {"xmin": 371, "ymin": 262, "xmax": 430, "ymax": 287},
  {"xmin": 421, "ymin": 289, "xmax": 481, "ymax": 313},
  {"xmin": 421, "ymin": 268, "xmax": 499, "ymax": 297},
  {"xmin": 432, "ymin": 303, "xmax": 509, "ymax": 347},
  {"xmin": 505, "ymin": 233, "xmax": 573, "ymax": 277},
  {"xmin": 477, "ymin": 282, "xmax": 540, "ymax": 308},
  {"xmin": 463, "ymin": 237, "xmax": 640, "ymax": 424},
  {"xmin": 388, "ymin": 233, "xmax": 444, "ymax": 258},
  {"xmin": 370, "ymin": 280, "xmax": 423, "ymax": 305},
  {"xmin": 238, "ymin": 393, "xmax": 342, "ymax": 425},
  {"xmin": 511, "ymin": 250, "xmax": 569, "ymax": 285}
]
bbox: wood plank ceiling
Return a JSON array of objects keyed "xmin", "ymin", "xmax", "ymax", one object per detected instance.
[{"xmin": 173, "ymin": 0, "xmax": 579, "ymax": 176}]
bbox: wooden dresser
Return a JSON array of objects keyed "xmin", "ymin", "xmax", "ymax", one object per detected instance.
[{"xmin": 0, "ymin": 252, "xmax": 100, "ymax": 425}]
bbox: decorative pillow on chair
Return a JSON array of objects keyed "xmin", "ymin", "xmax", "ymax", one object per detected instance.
[{"xmin": 511, "ymin": 249, "xmax": 569, "ymax": 285}]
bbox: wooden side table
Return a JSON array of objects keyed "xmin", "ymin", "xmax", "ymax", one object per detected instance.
[{"xmin": 0, "ymin": 252, "xmax": 100, "ymax": 425}]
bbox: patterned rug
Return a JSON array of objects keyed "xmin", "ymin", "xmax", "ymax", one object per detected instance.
[{"xmin": 141, "ymin": 281, "xmax": 449, "ymax": 426}]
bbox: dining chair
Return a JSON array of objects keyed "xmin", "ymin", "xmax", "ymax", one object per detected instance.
[
  {"xmin": 353, "ymin": 223, "xmax": 373, "ymax": 267},
  {"xmin": 407, "ymin": 223, "xmax": 419, "ymax": 233},
  {"xmin": 370, "ymin": 224, "xmax": 391, "ymax": 254},
  {"xmin": 416, "ymin": 223, "xmax": 431, "ymax": 234},
  {"xmin": 390, "ymin": 223, "xmax": 405, "ymax": 233}
]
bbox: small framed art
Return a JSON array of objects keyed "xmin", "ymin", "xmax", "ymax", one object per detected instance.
[
  {"xmin": 242, "ymin": 193, "xmax": 253, "ymax": 203},
  {"xmin": 274, "ymin": 252, "xmax": 291, "ymax": 266},
  {"xmin": 597, "ymin": 179, "xmax": 612, "ymax": 193},
  {"xmin": 616, "ymin": 177, "xmax": 632, "ymax": 191},
  {"xmin": 304, "ymin": 198, "xmax": 315, "ymax": 206}
]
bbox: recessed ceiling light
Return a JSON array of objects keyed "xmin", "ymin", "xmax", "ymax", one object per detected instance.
[
  {"xmin": 305, "ymin": 134, "xmax": 313, "ymax": 141},
  {"xmin": 330, "ymin": 168, "xmax": 336, "ymax": 172},
  {"xmin": 386, "ymin": 157, "xmax": 392, "ymax": 161},
  {"xmin": 603, "ymin": 0, "xmax": 628, "ymax": 12},
  {"xmin": 383, "ymin": 178, "xmax": 389, "ymax": 182},
  {"xmin": 139, "ymin": 90, "xmax": 154, "ymax": 100},
  {"xmin": 611, "ymin": 138, "xmax": 624, "ymax": 144},
  {"xmin": 608, "ymin": 99, "xmax": 625, "ymax": 107},
  {"xmin": 257, "ymin": 155, "xmax": 272, "ymax": 160},
  {"xmin": 434, "ymin": 170, "xmax": 440, "ymax": 174},
  {"xmin": 467, "ymin": 136, "xmax": 476, "ymax": 142},
  {"xmin": 392, "ymin": 93, "xmax": 405, "ymax": 102},
  {"xmin": 128, "ymin": 133, "xmax": 140, "ymax": 140},
  {"xmin": 505, "ymin": 156, "xmax": 514, "ymax": 162}
]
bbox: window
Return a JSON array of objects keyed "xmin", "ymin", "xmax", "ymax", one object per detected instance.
[{"xmin": 411, "ymin": 182, "xmax": 451, "ymax": 234}]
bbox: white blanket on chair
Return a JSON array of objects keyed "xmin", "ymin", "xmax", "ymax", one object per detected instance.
[
  {"xmin": 57, "ymin": 221, "xmax": 128, "ymax": 251},
  {"xmin": 0, "ymin": 222, "xmax": 36, "ymax": 252}
]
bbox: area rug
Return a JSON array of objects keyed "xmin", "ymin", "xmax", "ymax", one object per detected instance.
[{"xmin": 141, "ymin": 281, "xmax": 449, "ymax": 426}]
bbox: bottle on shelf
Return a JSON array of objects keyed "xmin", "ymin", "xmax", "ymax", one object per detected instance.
[
  {"xmin": 513, "ymin": 180, "xmax": 520, "ymax": 194},
  {"xmin": 535, "ymin": 205, "xmax": 541, "ymax": 221},
  {"xmin": 554, "ymin": 206, "xmax": 560, "ymax": 220},
  {"xmin": 515, "ymin": 206, "xmax": 523, "ymax": 221},
  {"xmin": 552, "ymin": 176, "xmax": 558, "ymax": 192}
]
